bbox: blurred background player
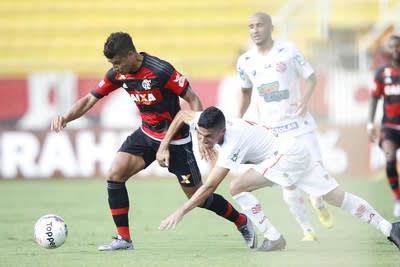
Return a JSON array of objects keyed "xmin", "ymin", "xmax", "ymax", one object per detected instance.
[
  {"xmin": 368, "ymin": 35, "xmax": 400, "ymax": 217},
  {"xmin": 157, "ymin": 106, "xmax": 400, "ymax": 252},
  {"xmin": 237, "ymin": 12, "xmax": 333, "ymax": 241},
  {"xmin": 50, "ymin": 32, "xmax": 255, "ymax": 251}
]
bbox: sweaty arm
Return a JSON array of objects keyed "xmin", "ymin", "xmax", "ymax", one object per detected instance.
[
  {"xmin": 181, "ymin": 85, "xmax": 203, "ymax": 112},
  {"xmin": 238, "ymin": 87, "xmax": 252, "ymax": 118},
  {"xmin": 159, "ymin": 166, "xmax": 230, "ymax": 230},
  {"xmin": 296, "ymin": 73, "xmax": 317, "ymax": 117},
  {"xmin": 50, "ymin": 93, "xmax": 99, "ymax": 132}
]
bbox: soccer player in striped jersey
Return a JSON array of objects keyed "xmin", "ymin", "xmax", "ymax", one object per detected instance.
[
  {"xmin": 236, "ymin": 12, "xmax": 333, "ymax": 241},
  {"xmin": 157, "ymin": 106, "xmax": 400, "ymax": 252},
  {"xmin": 50, "ymin": 32, "xmax": 256, "ymax": 251},
  {"xmin": 368, "ymin": 35, "xmax": 400, "ymax": 217}
]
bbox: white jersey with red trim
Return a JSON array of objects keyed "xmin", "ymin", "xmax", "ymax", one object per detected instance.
[
  {"xmin": 237, "ymin": 41, "xmax": 316, "ymax": 137},
  {"xmin": 191, "ymin": 114, "xmax": 288, "ymax": 170},
  {"xmin": 191, "ymin": 113, "xmax": 337, "ymax": 192}
]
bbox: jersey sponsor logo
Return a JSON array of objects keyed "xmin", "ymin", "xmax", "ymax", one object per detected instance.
[
  {"xmin": 130, "ymin": 92, "xmax": 157, "ymax": 104},
  {"xmin": 142, "ymin": 79, "xmax": 151, "ymax": 90},
  {"xmin": 257, "ymin": 82, "xmax": 289, "ymax": 102},
  {"xmin": 180, "ymin": 174, "xmax": 191, "ymax": 184},
  {"xmin": 384, "ymin": 84, "xmax": 400, "ymax": 95},
  {"xmin": 173, "ymin": 73, "xmax": 186, "ymax": 87},
  {"xmin": 122, "ymin": 83, "xmax": 128, "ymax": 89},
  {"xmin": 275, "ymin": 62, "xmax": 287, "ymax": 72}
]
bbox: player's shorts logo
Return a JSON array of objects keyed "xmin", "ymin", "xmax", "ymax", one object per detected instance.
[{"xmin": 180, "ymin": 174, "xmax": 191, "ymax": 184}]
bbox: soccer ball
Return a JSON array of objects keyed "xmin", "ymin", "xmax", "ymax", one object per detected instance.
[{"xmin": 34, "ymin": 214, "xmax": 68, "ymax": 249}]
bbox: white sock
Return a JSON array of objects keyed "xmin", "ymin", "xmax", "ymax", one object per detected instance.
[
  {"xmin": 282, "ymin": 187, "xmax": 315, "ymax": 233},
  {"xmin": 340, "ymin": 192, "xmax": 392, "ymax": 237},
  {"xmin": 309, "ymin": 195, "xmax": 324, "ymax": 209},
  {"xmin": 233, "ymin": 192, "xmax": 281, "ymax": 240}
]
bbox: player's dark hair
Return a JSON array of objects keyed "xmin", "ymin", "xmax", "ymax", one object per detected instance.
[
  {"xmin": 198, "ymin": 106, "xmax": 226, "ymax": 130},
  {"xmin": 103, "ymin": 32, "xmax": 136, "ymax": 59}
]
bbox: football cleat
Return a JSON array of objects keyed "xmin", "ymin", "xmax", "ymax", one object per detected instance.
[
  {"xmin": 393, "ymin": 201, "xmax": 400, "ymax": 217},
  {"xmin": 314, "ymin": 206, "xmax": 334, "ymax": 229},
  {"xmin": 302, "ymin": 229, "xmax": 317, "ymax": 241},
  {"xmin": 237, "ymin": 216, "xmax": 257, "ymax": 249},
  {"xmin": 98, "ymin": 236, "xmax": 134, "ymax": 251},
  {"xmin": 257, "ymin": 235, "xmax": 286, "ymax": 252},
  {"xmin": 388, "ymin": 222, "xmax": 400, "ymax": 250}
]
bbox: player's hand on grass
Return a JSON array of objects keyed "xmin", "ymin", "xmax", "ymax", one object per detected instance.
[
  {"xmin": 156, "ymin": 147, "xmax": 170, "ymax": 167},
  {"xmin": 159, "ymin": 209, "xmax": 184, "ymax": 230},
  {"xmin": 51, "ymin": 115, "xmax": 67, "ymax": 132}
]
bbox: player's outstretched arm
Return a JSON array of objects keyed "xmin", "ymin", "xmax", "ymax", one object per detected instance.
[
  {"xmin": 159, "ymin": 166, "xmax": 230, "ymax": 230},
  {"xmin": 50, "ymin": 93, "xmax": 99, "ymax": 132},
  {"xmin": 156, "ymin": 110, "xmax": 196, "ymax": 167}
]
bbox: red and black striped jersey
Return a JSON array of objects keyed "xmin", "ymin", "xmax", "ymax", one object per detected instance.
[
  {"xmin": 91, "ymin": 52, "xmax": 190, "ymax": 141},
  {"xmin": 372, "ymin": 64, "xmax": 400, "ymax": 128}
]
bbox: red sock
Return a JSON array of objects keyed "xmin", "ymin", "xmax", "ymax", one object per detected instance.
[
  {"xmin": 234, "ymin": 213, "xmax": 247, "ymax": 227},
  {"xmin": 117, "ymin": 226, "xmax": 131, "ymax": 240}
]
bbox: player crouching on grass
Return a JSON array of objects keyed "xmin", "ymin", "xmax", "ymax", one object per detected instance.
[{"xmin": 157, "ymin": 106, "xmax": 400, "ymax": 252}]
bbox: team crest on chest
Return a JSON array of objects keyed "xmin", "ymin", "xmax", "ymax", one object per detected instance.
[{"xmin": 142, "ymin": 79, "xmax": 152, "ymax": 90}]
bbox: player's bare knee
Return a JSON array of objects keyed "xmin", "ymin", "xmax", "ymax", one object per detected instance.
[
  {"xmin": 107, "ymin": 169, "xmax": 127, "ymax": 182},
  {"xmin": 229, "ymin": 179, "xmax": 246, "ymax": 196},
  {"xmin": 322, "ymin": 187, "xmax": 345, "ymax": 207}
]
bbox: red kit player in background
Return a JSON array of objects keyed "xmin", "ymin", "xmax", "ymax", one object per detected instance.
[
  {"xmin": 50, "ymin": 32, "xmax": 256, "ymax": 251},
  {"xmin": 368, "ymin": 35, "xmax": 400, "ymax": 217}
]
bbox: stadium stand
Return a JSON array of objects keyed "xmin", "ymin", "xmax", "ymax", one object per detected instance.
[
  {"xmin": 0, "ymin": 0, "xmax": 398, "ymax": 77},
  {"xmin": 0, "ymin": 0, "xmax": 282, "ymax": 78}
]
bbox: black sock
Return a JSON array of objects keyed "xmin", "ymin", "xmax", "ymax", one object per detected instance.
[
  {"xmin": 200, "ymin": 193, "xmax": 246, "ymax": 227},
  {"xmin": 386, "ymin": 160, "xmax": 400, "ymax": 199},
  {"xmin": 107, "ymin": 180, "xmax": 131, "ymax": 240}
]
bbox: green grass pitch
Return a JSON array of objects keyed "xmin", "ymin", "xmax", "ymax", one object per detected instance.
[{"xmin": 1, "ymin": 176, "xmax": 400, "ymax": 267}]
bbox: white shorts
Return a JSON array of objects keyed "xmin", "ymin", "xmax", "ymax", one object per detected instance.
[
  {"xmin": 252, "ymin": 138, "xmax": 338, "ymax": 197},
  {"xmin": 295, "ymin": 131, "xmax": 322, "ymax": 163}
]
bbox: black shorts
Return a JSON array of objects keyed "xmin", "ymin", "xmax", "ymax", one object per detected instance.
[
  {"xmin": 118, "ymin": 128, "xmax": 202, "ymax": 187},
  {"xmin": 380, "ymin": 127, "xmax": 400, "ymax": 147}
]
